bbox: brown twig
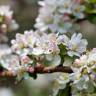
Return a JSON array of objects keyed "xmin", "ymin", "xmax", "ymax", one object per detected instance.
[
  {"xmin": 0, "ymin": 70, "xmax": 15, "ymax": 77},
  {"xmin": 0, "ymin": 65, "xmax": 73, "ymax": 77},
  {"xmin": 34, "ymin": 65, "xmax": 73, "ymax": 74}
]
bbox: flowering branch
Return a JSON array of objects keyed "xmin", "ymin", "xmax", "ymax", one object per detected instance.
[{"xmin": 0, "ymin": 0, "xmax": 96, "ymax": 95}]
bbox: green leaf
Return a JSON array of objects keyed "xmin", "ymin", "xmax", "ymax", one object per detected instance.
[
  {"xmin": 59, "ymin": 44, "xmax": 67, "ymax": 56},
  {"xmin": 0, "ymin": 16, "xmax": 3, "ymax": 23},
  {"xmin": 85, "ymin": 3, "xmax": 96, "ymax": 14},
  {"xmin": 87, "ymin": 14, "xmax": 96, "ymax": 24},
  {"xmin": 58, "ymin": 44, "xmax": 67, "ymax": 64},
  {"xmin": 93, "ymin": 67, "xmax": 96, "ymax": 72},
  {"xmin": 87, "ymin": 0, "xmax": 96, "ymax": 3},
  {"xmin": 56, "ymin": 84, "xmax": 71, "ymax": 96}
]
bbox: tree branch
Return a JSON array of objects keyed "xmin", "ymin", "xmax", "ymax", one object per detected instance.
[
  {"xmin": 0, "ymin": 65, "xmax": 73, "ymax": 77},
  {"xmin": 34, "ymin": 65, "xmax": 73, "ymax": 74}
]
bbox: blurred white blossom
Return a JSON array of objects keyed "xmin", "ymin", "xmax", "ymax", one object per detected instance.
[
  {"xmin": 0, "ymin": 5, "xmax": 13, "ymax": 18},
  {"xmin": 0, "ymin": 44, "xmax": 11, "ymax": 58},
  {"xmin": 0, "ymin": 88, "xmax": 14, "ymax": 96},
  {"xmin": 35, "ymin": 0, "xmax": 85, "ymax": 33},
  {"xmin": 0, "ymin": 5, "xmax": 19, "ymax": 42}
]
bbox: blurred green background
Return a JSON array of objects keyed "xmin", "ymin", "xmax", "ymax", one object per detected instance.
[{"xmin": 0, "ymin": 0, "xmax": 96, "ymax": 96}]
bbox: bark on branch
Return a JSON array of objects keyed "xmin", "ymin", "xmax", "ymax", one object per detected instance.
[
  {"xmin": 0, "ymin": 65, "xmax": 73, "ymax": 77},
  {"xmin": 34, "ymin": 65, "xmax": 73, "ymax": 74}
]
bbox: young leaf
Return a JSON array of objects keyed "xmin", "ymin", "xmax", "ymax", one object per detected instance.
[{"xmin": 59, "ymin": 44, "xmax": 67, "ymax": 64}]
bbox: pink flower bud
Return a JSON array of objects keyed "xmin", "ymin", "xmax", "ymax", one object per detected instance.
[
  {"xmin": 27, "ymin": 67, "xmax": 34, "ymax": 73},
  {"xmin": 21, "ymin": 56, "xmax": 30, "ymax": 64},
  {"xmin": 75, "ymin": 59, "xmax": 80, "ymax": 64}
]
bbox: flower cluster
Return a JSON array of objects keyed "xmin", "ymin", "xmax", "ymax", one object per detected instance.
[
  {"xmin": 0, "ymin": 5, "xmax": 19, "ymax": 80},
  {"xmin": 57, "ymin": 33, "xmax": 88, "ymax": 57},
  {"xmin": 69, "ymin": 48, "xmax": 96, "ymax": 95},
  {"xmin": 53, "ymin": 49, "xmax": 96, "ymax": 95},
  {"xmin": 0, "ymin": 5, "xmax": 19, "ymax": 42},
  {"xmin": 0, "ymin": 54, "xmax": 33, "ymax": 80},
  {"xmin": 11, "ymin": 30, "xmax": 59, "ymax": 55},
  {"xmin": 35, "ymin": 0, "xmax": 85, "ymax": 33},
  {"xmin": 1, "ymin": 30, "xmax": 86, "ymax": 81},
  {"xmin": 0, "ymin": 1, "xmax": 88, "ymax": 82},
  {"xmin": 11, "ymin": 30, "xmax": 61, "ymax": 66}
]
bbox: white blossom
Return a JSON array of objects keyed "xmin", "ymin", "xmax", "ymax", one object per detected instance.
[
  {"xmin": 57, "ymin": 33, "xmax": 88, "ymax": 57},
  {"xmin": 69, "ymin": 48, "xmax": 96, "ymax": 96},
  {"xmin": 11, "ymin": 30, "xmax": 60, "ymax": 66},
  {"xmin": 0, "ymin": 54, "xmax": 33, "ymax": 81},
  {"xmin": 0, "ymin": 55, "xmax": 20, "ymax": 75},
  {"xmin": 52, "ymin": 73, "xmax": 70, "ymax": 96}
]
